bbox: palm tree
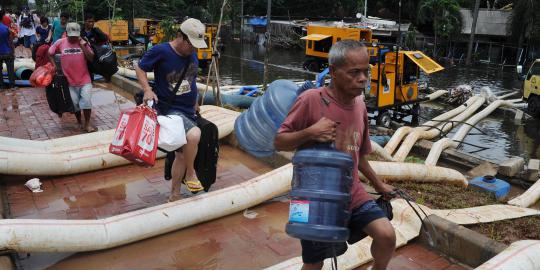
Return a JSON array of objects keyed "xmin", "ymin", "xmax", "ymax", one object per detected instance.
[{"xmin": 418, "ymin": 0, "xmax": 462, "ymax": 57}]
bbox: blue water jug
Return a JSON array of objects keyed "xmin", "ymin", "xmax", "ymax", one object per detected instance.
[
  {"xmin": 234, "ymin": 79, "xmax": 314, "ymax": 157},
  {"xmin": 286, "ymin": 143, "xmax": 354, "ymax": 242}
]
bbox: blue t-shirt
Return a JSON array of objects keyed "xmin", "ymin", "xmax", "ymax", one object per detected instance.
[
  {"xmin": 0, "ymin": 24, "xmax": 11, "ymax": 55},
  {"xmin": 51, "ymin": 19, "xmax": 65, "ymax": 43},
  {"xmin": 138, "ymin": 43, "xmax": 199, "ymax": 118},
  {"xmin": 36, "ymin": 25, "xmax": 51, "ymax": 43}
]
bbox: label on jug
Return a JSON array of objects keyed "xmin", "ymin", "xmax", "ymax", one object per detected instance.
[{"xmin": 289, "ymin": 200, "xmax": 309, "ymax": 223}]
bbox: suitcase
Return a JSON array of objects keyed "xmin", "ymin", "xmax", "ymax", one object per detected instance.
[
  {"xmin": 45, "ymin": 74, "xmax": 74, "ymax": 116},
  {"xmin": 45, "ymin": 55, "xmax": 74, "ymax": 116},
  {"xmin": 164, "ymin": 115, "xmax": 219, "ymax": 192}
]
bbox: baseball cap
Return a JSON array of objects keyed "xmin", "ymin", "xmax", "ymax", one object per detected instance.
[
  {"xmin": 179, "ymin": 18, "xmax": 207, "ymax": 49},
  {"xmin": 66, "ymin": 22, "xmax": 80, "ymax": 37}
]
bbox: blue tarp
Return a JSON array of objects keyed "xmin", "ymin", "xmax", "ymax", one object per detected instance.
[{"xmin": 247, "ymin": 17, "xmax": 267, "ymax": 26}]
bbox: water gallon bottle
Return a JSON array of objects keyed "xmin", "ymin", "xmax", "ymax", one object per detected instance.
[
  {"xmin": 234, "ymin": 79, "xmax": 314, "ymax": 157},
  {"xmin": 286, "ymin": 143, "xmax": 354, "ymax": 242}
]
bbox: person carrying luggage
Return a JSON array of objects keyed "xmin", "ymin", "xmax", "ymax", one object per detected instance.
[
  {"xmin": 135, "ymin": 18, "xmax": 208, "ymax": 202},
  {"xmin": 48, "ymin": 22, "xmax": 96, "ymax": 132}
]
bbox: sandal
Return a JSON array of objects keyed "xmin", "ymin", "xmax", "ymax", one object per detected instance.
[{"xmin": 182, "ymin": 178, "xmax": 204, "ymax": 194}]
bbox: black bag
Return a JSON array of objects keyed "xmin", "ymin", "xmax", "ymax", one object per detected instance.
[
  {"xmin": 163, "ymin": 115, "xmax": 219, "ymax": 192},
  {"xmin": 45, "ymin": 74, "xmax": 75, "ymax": 116},
  {"xmin": 90, "ymin": 44, "xmax": 118, "ymax": 81}
]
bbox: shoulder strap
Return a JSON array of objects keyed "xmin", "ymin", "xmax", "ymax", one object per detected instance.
[{"xmin": 164, "ymin": 56, "xmax": 192, "ymax": 113}]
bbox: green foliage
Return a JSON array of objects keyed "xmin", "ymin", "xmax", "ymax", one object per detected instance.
[
  {"xmin": 418, "ymin": 0, "xmax": 462, "ymax": 39},
  {"xmin": 159, "ymin": 18, "xmax": 178, "ymax": 42},
  {"xmin": 510, "ymin": 0, "xmax": 540, "ymax": 46}
]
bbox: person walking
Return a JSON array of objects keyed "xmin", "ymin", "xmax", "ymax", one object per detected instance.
[
  {"xmin": 18, "ymin": 8, "xmax": 36, "ymax": 49},
  {"xmin": 48, "ymin": 22, "xmax": 96, "ymax": 132},
  {"xmin": 275, "ymin": 40, "xmax": 396, "ymax": 270}
]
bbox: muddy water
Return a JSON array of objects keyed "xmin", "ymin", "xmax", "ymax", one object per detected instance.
[{"xmin": 218, "ymin": 42, "xmax": 539, "ymax": 163}]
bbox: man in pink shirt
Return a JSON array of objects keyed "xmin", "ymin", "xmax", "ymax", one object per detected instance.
[
  {"xmin": 275, "ymin": 40, "xmax": 396, "ymax": 270},
  {"xmin": 49, "ymin": 22, "xmax": 96, "ymax": 132}
]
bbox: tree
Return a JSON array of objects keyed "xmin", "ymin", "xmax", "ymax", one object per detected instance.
[
  {"xmin": 510, "ymin": 0, "xmax": 540, "ymax": 57},
  {"xmin": 418, "ymin": 0, "xmax": 462, "ymax": 57},
  {"xmin": 465, "ymin": 0, "xmax": 480, "ymax": 65}
]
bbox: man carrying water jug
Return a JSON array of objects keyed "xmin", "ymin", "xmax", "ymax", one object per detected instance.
[{"xmin": 275, "ymin": 40, "xmax": 396, "ymax": 270}]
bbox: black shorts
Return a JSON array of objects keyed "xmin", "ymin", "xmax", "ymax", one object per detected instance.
[{"xmin": 300, "ymin": 200, "xmax": 387, "ymax": 264}]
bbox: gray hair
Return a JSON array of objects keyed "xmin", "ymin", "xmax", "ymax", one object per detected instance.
[{"xmin": 328, "ymin": 40, "xmax": 366, "ymax": 68}]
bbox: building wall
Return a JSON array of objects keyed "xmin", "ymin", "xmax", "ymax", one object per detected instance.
[{"xmin": 460, "ymin": 8, "xmax": 511, "ymax": 36}]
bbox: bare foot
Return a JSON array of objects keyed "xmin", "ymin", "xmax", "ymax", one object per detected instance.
[
  {"xmin": 84, "ymin": 125, "xmax": 98, "ymax": 133},
  {"xmin": 168, "ymin": 194, "xmax": 182, "ymax": 203}
]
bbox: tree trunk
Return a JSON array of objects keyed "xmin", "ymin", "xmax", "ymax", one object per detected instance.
[{"xmin": 466, "ymin": 0, "xmax": 481, "ymax": 65}]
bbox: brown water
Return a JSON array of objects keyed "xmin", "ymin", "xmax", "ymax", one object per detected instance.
[{"xmin": 219, "ymin": 42, "xmax": 539, "ymax": 163}]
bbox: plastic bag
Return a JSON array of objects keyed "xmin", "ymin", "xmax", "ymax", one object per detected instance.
[
  {"xmin": 30, "ymin": 63, "xmax": 55, "ymax": 87},
  {"xmin": 157, "ymin": 115, "xmax": 186, "ymax": 152},
  {"xmin": 109, "ymin": 105, "xmax": 160, "ymax": 167}
]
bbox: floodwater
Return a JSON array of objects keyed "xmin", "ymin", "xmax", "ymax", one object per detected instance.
[{"xmin": 218, "ymin": 42, "xmax": 539, "ymax": 163}]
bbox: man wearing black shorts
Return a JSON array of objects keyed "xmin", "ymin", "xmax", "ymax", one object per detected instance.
[{"xmin": 275, "ymin": 40, "xmax": 396, "ymax": 270}]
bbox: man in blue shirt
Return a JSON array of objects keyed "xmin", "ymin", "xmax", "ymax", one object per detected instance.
[
  {"xmin": 51, "ymin": 12, "xmax": 69, "ymax": 43},
  {"xmin": 136, "ymin": 18, "xmax": 207, "ymax": 202},
  {"xmin": 0, "ymin": 17, "xmax": 15, "ymax": 90}
]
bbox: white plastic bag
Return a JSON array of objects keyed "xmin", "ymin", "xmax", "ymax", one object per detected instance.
[
  {"xmin": 25, "ymin": 178, "xmax": 43, "ymax": 193},
  {"xmin": 157, "ymin": 115, "xmax": 187, "ymax": 152}
]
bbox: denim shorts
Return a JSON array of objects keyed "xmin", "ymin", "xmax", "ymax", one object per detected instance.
[
  {"xmin": 69, "ymin": 83, "xmax": 93, "ymax": 111},
  {"xmin": 300, "ymin": 200, "xmax": 387, "ymax": 264}
]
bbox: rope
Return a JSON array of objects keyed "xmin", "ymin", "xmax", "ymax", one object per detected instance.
[{"xmin": 201, "ymin": 0, "xmax": 227, "ymax": 107}]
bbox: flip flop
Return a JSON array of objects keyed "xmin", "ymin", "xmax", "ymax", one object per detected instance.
[{"xmin": 182, "ymin": 178, "xmax": 204, "ymax": 194}]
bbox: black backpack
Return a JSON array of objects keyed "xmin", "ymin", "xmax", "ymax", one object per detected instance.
[
  {"xmin": 90, "ymin": 44, "xmax": 118, "ymax": 81},
  {"xmin": 164, "ymin": 115, "xmax": 219, "ymax": 192},
  {"xmin": 21, "ymin": 15, "xmax": 32, "ymax": 28}
]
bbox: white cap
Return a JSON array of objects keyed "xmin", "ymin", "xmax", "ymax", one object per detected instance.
[
  {"xmin": 179, "ymin": 18, "xmax": 207, "ymax": 49},
  {"xmin": 66, "ymin": 22, "xmax": 80, "ymax": 37}
]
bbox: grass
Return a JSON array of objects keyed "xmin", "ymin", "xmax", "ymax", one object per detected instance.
[
  {"xmin": 466, "ymin": 216, "xmax": 540, "ymax": 245},
  {"xmin": 391, "ymin": 181, "xmax": 540, "ymax": 244},
  {"xmin": 392, "ymin": 182, "xmax": 497, "ymax": 209}
]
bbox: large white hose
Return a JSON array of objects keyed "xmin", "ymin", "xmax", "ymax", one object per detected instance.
[
  {"xmin": 0, "ymin": 164, "xmax": 293, "ymax": 253},
  {"xmin": 508, "ymin": 180, "xmax": 540, "ymax": 208},
  {"xmin": 116, "ymin": 67, "xmax": 155, "ymax": 81},
  {"xmin": 0, "ymin": 159, "xmax": 469, "ymax": 252},
  {"xmin": 384, "ymin": 96, "xmax": 480, "ymax": 156},
  {"xmin": 368, "ymin": 161, "xmax": 468, "ymax": 187},
  {"xmin": 425, "ymin": 99, "xmax": 516, "ymax": 166},
  {"xmin": 475, "ymin": 240, "xmax": 540, "ymax": 270},
  {"xmin": 370, "ymin": 141, "xmax": 395, "ymax": 161},
  {"xmin": 266, "ymin": 201, "xmax": 540, "ymax": 270},
  {"xmin": 0, "ymin": 106, "xmax": 239, "ymax": 175},
  {"xmin": 2, "ymin": 58, "xmax": 36, "ymax": 71},
  {"xmin": 426, "ymin": 90, "xmax": 448, "ymax": 101},
  {"xmin": 393, "ymin": 96, "xmax": 486, "ymax": 162}
]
